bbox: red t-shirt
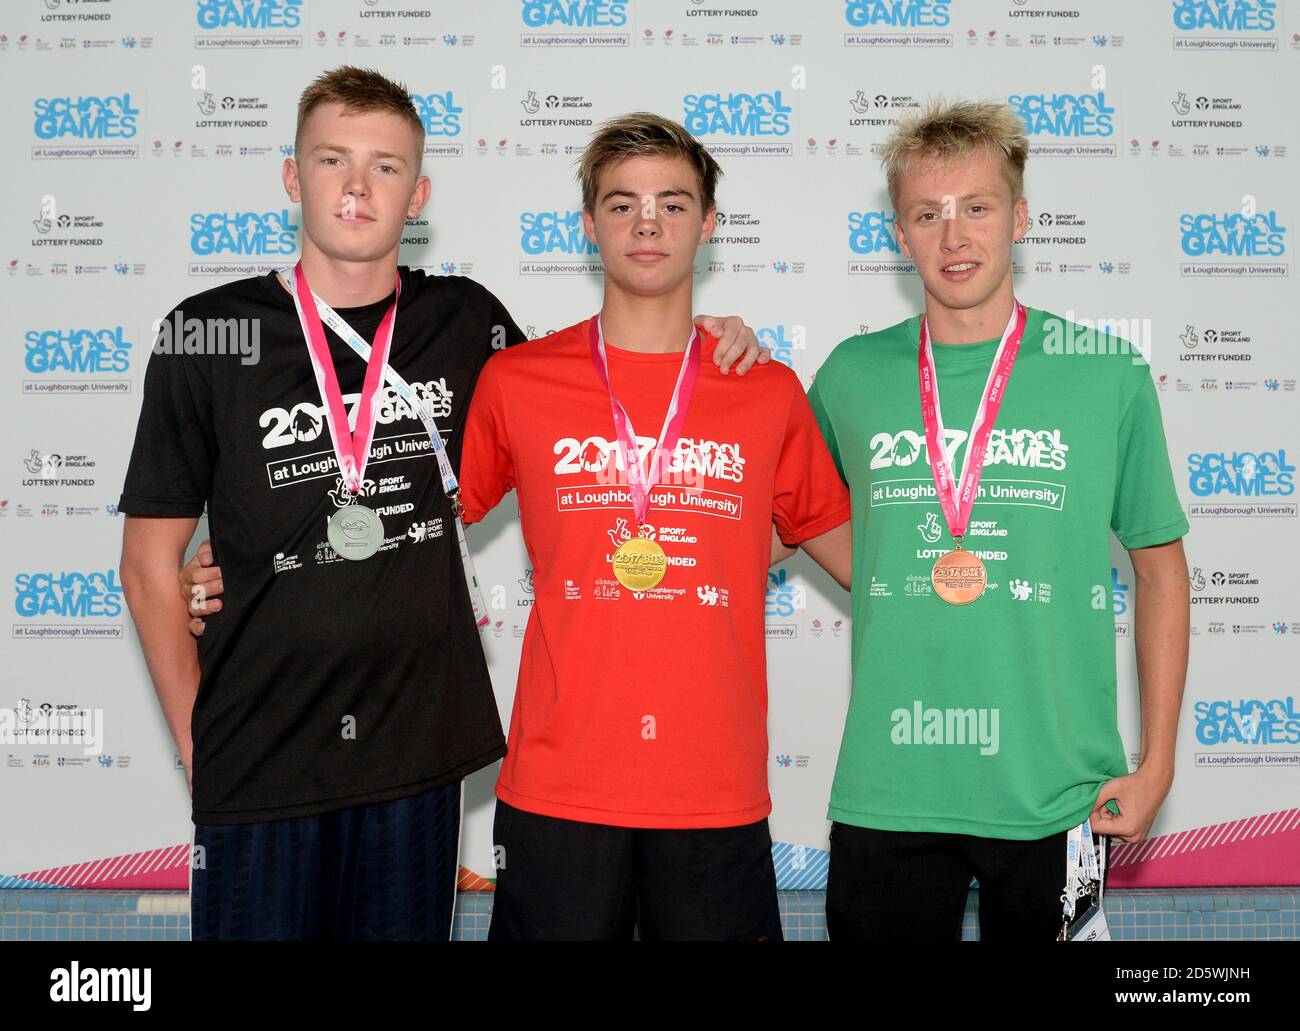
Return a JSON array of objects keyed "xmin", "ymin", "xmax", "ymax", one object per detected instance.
[{"xmin": 459, "ymin": 317, "xmax": 851, "ymax": 828}]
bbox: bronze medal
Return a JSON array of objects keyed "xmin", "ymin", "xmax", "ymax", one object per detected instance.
[
  {"xmin": 931, "ymin": 546, "xmax": 986, "ymax": 605},
  {"xmin": 611, "ymin": 535, "xmax": 667, "ymax": 591},
  {"xmin": 917, "ymin": 304, "xmax": 1028, "ymax": 608}
]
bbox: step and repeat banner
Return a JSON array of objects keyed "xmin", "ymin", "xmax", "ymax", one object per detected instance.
[{"xmin": 1, "ymin": 0, "xmax": 1297, "ymax": 891}]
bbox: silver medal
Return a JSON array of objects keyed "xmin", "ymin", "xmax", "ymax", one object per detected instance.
[{"xmin": 327, "ymin": 504, "xmax": 384, "ymax": 561}]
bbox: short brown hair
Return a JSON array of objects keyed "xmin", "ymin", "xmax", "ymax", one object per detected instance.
[
  {"xmin": 579, "ymin": 112, "xmax": 722, "ymax": 213},
  {"xmin": 295, "ymin": 65, "xmax": 425, "ymax": 168},
  {"xmin": 879, "ymin": 98, "xmax": 1028, "ymax": 212}
]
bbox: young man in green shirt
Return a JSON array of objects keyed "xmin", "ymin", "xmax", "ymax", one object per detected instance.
[{"xmin": 801, "ymin": 99, "xmax": 1191, "ymax": 940}]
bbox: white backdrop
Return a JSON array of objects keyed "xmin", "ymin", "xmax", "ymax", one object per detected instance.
[{"xmin": 2, "ymin": 0, "xmax": 1297, "ymax": 891}]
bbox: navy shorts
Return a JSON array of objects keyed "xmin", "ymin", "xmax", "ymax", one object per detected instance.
[{"xmin": 190, "ymin": 781, "xmax": 463, "ymax": 941}]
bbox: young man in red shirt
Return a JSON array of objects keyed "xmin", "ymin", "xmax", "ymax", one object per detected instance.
[{"xmin": 457, "ymin": 113, "xmax": 851, "ymax": 940}]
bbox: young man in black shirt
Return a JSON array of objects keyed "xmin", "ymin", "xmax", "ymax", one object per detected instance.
[{"xmin": 118, "ymin": 66, "xmax": 766, "ymax": 941}]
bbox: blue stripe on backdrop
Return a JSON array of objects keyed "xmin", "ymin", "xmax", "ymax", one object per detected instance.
[{"xmin": 772, "ymin": 842, "xmax": 830, "ymax": 891}]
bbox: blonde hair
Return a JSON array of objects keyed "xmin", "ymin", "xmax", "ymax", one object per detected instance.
[
  {"xmin": 578, "ymin": 112, "xmax": 722, "ymax": 213},
  {"xmin": 295, "ymin": 65, "xmax": 425, "ymax": 167},
  {"xmin": 879, "ymin": 98, "xmax": 1028, "ymax": 212}
]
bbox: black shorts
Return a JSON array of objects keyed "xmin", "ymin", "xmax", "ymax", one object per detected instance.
[
  {"xmin": 487, "ymin": 800, "xmax": 783, "ymax": 941},
  {"xmin": 825, "ymin": 822, "xmax": 1071, "ymax": 942}
]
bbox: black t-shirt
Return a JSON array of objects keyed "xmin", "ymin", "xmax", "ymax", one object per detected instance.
[{"xmin": 119, "ymin": 268, "xmax": 525, "ymax": 824}]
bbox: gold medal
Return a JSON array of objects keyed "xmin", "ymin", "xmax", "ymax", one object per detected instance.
[
  {"xmin": 611, "ymin": 535, "xmax": 667, "ymax": 591},
  {"xmin": 931, "ymin": 545, "xmax": 986, "ymax": 605}
]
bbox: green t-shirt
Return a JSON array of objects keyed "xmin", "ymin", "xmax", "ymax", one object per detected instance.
[{"xmin": 808, "ymin": 307, "xmax": 1189, "ymax": 839}]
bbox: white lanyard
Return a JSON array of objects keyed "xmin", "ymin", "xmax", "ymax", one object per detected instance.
[{"xmin": 280, "ymin": 266, "xmax": 489, "ymax": 628}]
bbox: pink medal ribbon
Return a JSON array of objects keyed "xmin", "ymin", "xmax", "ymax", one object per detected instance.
[
  {"xmin": 918, "ymin": 301, "xmax": 1027, "ymax": 544},
  {"xmin": 290, "ymin": 263, "xmax": 400, "ymax": 496},
  {"xmin": 588, "ymin": 314, "xmax": 701, "ymax": 526}
]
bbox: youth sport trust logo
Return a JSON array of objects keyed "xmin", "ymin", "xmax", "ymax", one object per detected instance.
[{"xmin": 697, "ymin": 584, "xmax": 728, "ymax": 607}]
